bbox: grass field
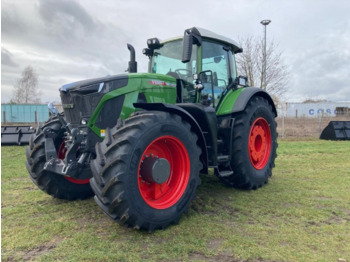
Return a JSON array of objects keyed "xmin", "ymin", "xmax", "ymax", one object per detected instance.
[{"xmin": 1, "ymin": 140, "xmax": 350, "ymax": 261}]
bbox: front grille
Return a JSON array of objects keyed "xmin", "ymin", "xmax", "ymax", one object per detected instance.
[
  {"xmin": 60, "ymin": 91, "xmax": 79, "ymax": 124},
  {"xmin": 59, "ymin": 75, "xmax": 128, "ymax": 126},
  {"xmin": 60, "ymin": 90, "xmax": 104, "ymax": 125}
]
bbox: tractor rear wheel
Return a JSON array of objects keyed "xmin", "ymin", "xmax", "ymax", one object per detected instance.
[
  {"xmin": 25, "ymin": 115, "xmax": 93, "ymax": 200},
  {"xmin": 220, "ymin": 96, "xmax": 278, "ymax": 189},
  {"xmin": 90, "ymin": 111, "xmax": 202, "ymax": 231}
]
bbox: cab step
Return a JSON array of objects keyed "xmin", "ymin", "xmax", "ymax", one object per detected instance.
[
  {"xmin": 217, "ymin": 170, "xmax": 233, "ymax": 177},
  {"xmin": 217, "ymin": 155, "xmax": 230, "ymax": 163}
]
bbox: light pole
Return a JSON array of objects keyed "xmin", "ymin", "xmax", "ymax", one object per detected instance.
[{"xmin": 260, "ymin": 19, "xmax": 271, "ymax": 90}]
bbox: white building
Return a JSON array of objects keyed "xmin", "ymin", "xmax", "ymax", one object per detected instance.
[{"xmin": 278, "ymin": 102, "xmax": 350, "ymax": 118}]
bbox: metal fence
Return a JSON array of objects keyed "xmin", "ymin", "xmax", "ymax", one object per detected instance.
[{"xmin": 1, "ymin": 104, "xmax": 50, "ymax": 124}]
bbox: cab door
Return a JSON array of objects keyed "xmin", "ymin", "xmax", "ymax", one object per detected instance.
[{"xmin": 199, "ymin": 40, "xmax": 236, "ymax": 107}]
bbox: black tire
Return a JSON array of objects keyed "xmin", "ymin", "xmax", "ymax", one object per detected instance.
[
  {"xmin": 219, "ymin": 96, "xmax": 278, "ymax": 189},
  {"xmin": 25, "ymin": 115, "xmax": 94, "ymax": 200},
  {"xmin": 90, "ymin": 111, "xmax": 202, "ymax": 231}
]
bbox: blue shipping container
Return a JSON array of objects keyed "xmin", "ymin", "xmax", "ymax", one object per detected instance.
[{"xmin": 1, "ymin": 104, "xmax": 50, "ymax": 123}]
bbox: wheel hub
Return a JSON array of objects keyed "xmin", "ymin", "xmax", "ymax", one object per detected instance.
[
  {"xmin": 140, "ymin": 155, "xmax": 171, "ymax": 184},
  {"xmin": 137, "ymin": 135, "xmax": 190, "ymax": 209},
  {"xmin": 249, "ymin": 125, "xmax": 267, "ymax": 162},
  {"xmin": 248, "ymin": 117, "xmax": 272, "ymax": 170}
]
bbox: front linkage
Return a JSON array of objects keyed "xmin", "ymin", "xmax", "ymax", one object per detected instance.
[
  {"xmin": 26, "ymin": 107, "xmax": 93, "ymax": 200},
  {"xmin": 43, "ymin": 104, "xmax": 92, "ymax": 181}
]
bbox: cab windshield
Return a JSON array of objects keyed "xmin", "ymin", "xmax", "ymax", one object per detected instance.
[
  {"xmin": 151, "ymin": 40, "xmax": 197, "ymax": 102},
  {"xmin": 151, "ymin": 40, "xmax": 196, "ymax": 75}
]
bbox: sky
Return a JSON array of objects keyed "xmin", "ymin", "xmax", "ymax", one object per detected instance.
[{"xmin": 1, "ymin": 0, "xmax": 350, "ymax": 103}]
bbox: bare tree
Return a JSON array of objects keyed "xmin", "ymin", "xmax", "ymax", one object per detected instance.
[
  {"xmin": 236, "ymin": 37, "xmax": 289, "ymax": 99},
  {"xmin": 11, "ymin": 66, "xmax": 40, "ymax": 104}
]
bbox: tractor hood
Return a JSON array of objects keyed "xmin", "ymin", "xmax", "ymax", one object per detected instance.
[
  {"xmin": 60, "ymin": 74, "xmax": 128, "ymax": 94},
  {"xmin": 59, "ymin": 74, "xmax": 128, "ymax": 127},
  {"xmin": 59, "ymin": 73, "xmax": 177, "ymax": 128},
  {"xmin": 59, "ymin": 73, "xmax": 177, "ymax": 95}
]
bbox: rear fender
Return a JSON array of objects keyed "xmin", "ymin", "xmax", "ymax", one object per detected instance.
[
  {"xmin": 232, "ymin": 87, "xmax": 277, "ymax": 116},
  {"xmin": 217, "ymin": 87, "xmax": 277, "ymax": 116}
]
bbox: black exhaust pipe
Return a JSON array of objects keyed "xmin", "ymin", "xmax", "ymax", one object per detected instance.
[{"xmin": 127, "ymin": 43, "xmax": 137, "ymax": 73}]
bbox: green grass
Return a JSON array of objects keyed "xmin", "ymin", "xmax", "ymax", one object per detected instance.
[{"xmin": 2, "ymin": 140, "xmax": 350, "ymax": 261}]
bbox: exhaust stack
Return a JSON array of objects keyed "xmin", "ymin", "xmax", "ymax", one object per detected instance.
[{"xmin": 127, "ymin": 44, "xmax": 137, "ymax": 73}]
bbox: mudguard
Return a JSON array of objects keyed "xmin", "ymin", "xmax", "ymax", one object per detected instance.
[
  {"xmin": 217, "ymin": 87, "xmax": 277, "ymax": 116},
  {"xmin": 134, "ymin": 102, "xmax": 209, "ymax": 173},
  {"xmin": 232, "ymin": 87, "xmax": 277, "ymax": 116}
]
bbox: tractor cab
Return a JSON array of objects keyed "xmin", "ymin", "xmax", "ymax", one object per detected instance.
[{"xmin": 144, "ymin": 27, "xmax": 245, "ymax": 107}]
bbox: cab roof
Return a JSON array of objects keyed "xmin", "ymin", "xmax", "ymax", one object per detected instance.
[{"xmin": 161, "ymin": 26, "xmax": 242, "ymax": 54}]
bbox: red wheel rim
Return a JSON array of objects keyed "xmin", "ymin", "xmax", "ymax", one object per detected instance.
[
  {"xmin": 57, "ymin": 141, "xmax": 90, "ymax": 184},
  {"xmin": 138, "ymin": 135, "xmax": 190, "ymax": 209},
  {"xmin": 248, "ymin": 117, "xmax": 272, "ymax": 170}
]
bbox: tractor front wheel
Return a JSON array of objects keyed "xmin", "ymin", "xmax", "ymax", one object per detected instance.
[{"xmin": 90, "ymin": 111, "xmax": 202, "ymax": 231}]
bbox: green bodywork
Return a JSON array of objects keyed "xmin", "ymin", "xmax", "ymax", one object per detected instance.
[
  {"xmin": 87, "ymin": 73, "xmax": 177, "ymax": 137},
  {"xmin": 216, "ymin": 88, "xmax": 245, "ymax": 115}
]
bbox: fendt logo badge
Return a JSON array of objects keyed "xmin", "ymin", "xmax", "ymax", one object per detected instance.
[{"xmin": 148, "ymin": 80, "xmax": 176, "ymax": 87}]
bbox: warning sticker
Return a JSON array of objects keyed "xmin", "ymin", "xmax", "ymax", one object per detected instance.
[{"xmin": 100, "ymin": 129, "xmax": 106, "ymax": 137}]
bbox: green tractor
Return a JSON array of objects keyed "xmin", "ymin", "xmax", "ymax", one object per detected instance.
[{"xmin": 26, "ymin": 27, "xmax": 278, "ymax": 231}]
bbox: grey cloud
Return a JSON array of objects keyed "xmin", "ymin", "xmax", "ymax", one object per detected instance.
[
  {"xmin": 287, "ymin": 19, "xmax": 350, "ymax": 101},
  {"xmin": 1, "ymin": 3, "xmax": 26, "ymax": 36},
  {"xmin": 1, "ymin": 0, "xmax": 134, "ymax": 102},
  {"xmin": 3, "ymin": 0, "xmax": 131, "ymax": 68},
  {"xmin": 1, "ymin": 48, "xmax": 18, "ymax": 67},
  {"xmin": 38, "ymin": 0, "xmax": 97, "ymax": 38},
  {"xmin": 35, "ymin": 0, "xmax": 130, "ymax": 63},
  {"xmin": 2, "ymin": 0, "xmax": 130, "ymax": 60}
]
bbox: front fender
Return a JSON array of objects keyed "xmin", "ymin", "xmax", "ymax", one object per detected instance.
[{"xmin": 134, "ymin": 103, "xmax": 209, "ymax": 173}]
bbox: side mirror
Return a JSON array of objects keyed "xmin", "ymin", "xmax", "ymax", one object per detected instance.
[
  {"xmin": 182, "ymin": 34, "xmax": 193, "ymax": 63},
  {"xmin": 181, "ymin": 27, "xmax": 202, "ymax": 63},
  {"xmin": 236, "ymin": 76, "xmax": 248, "ymax": 87}
]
